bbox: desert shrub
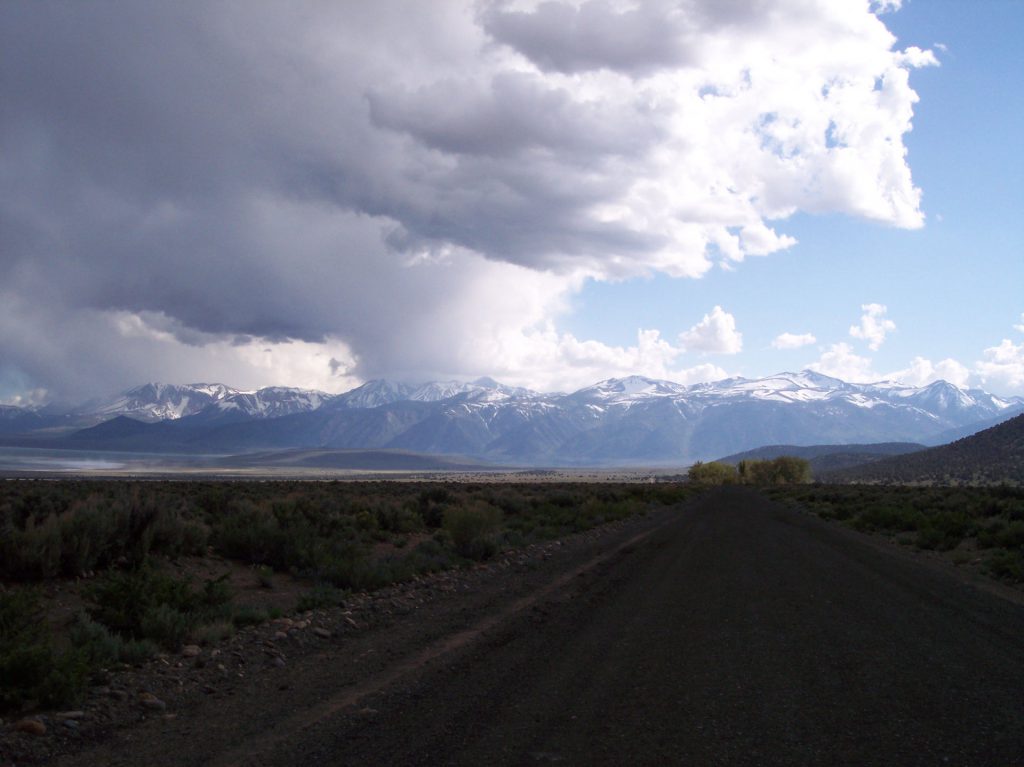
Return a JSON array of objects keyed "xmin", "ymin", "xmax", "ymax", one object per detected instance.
[
  {"xmin": 765, "ymin": 485, "xmax": 1024, "ymax": 584},
  {"xmin": 995, "ymin": 520, "xmax": 1024, "ymax": 549},
  {"xmin": 85, "ymin": 564, "xmax": 233, "ymax": 650},
  {"xmin": 69, "ymin": 613, "xmax": 123, "ymax": 667},
  {"xmin": 210, "ymin": 501, "xmax": 283, "ymax": 565},
  {"xmin": 316, "ymin": 540, "xmax": 392, "ymax": 590},
  {"xmin": 0, "ymin": 589, "xmax": 91, "ymax": 711},
  {"xmin": 985, "ymin": 549, "xmax": 1024, "ymax": 582},
  {"xmin": 69, "ymin": 614, "xmax": 157, "ymax": 667},
  {"xmin": 404, "ymin": 538, "xmax": 454, "ymax": 574},
  {"xmin": 296, "ymin": 584, "xmax": 346, "ymax": 612},
  {"xmin": 58, "ymin": 497, "xmax": 130, "ymax": 575},
  {"xmin": 140, "ymin": 604, "xmax": 191, "ymax": 650},
  {"xmin": 371, "ymin": 499, "xmax": 421, "ymax": 534},
  {"xmin": 0, "ymin": 488, "xmax": 212, "ymax": 581},
  {"xmin": 231, "ymin": 605, "xmax": 270, "ymax": 628},
  {"xmin": 193, "ymin": 620, "xmax": 234, "ymax": 646},
  {"xmin": 416, "ymin": 488, "xmax": 451, "ymax": 528},
  {"xmin": 0, "ymin": 589, "xmax": 54, "ymax": 710},
  {"xmin": 915, "ymin": 512, "xmax": 975, "ymax": 551},
  {"xmin": 0, "ymin": 513, "xmax": 63, "ymax": 579},
  {"xmin": 150, "ymin": 509, "xmax": 210, "ymax": 558},
  {"xmin": 850, "ymin": 505, "xmax": 920, "ymax": 533},
  {"xmin": 256, "ymin": 564, "xmax": 275, "ymax": 589},
  {"xmin": 444, "ymin": 502, "xmax": 503, "ymax": 560}
]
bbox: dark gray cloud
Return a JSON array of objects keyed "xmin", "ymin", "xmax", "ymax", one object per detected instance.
[{"xmin": 480, "ymin": 0, "xmax": 697, "ymax": 76}]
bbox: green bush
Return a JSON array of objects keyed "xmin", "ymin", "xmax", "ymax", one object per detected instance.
[
  {"xmin": 405, "ymin": 538, "xmax": 454, "ymax": 574},
  {"xmin": 985, "ymin": 549, "xmax": 1024, "ymax": 582},
  {"xmin": 296, "ymin": 584, "xmax": 346, "ymax": 612},
  {"xmin": 0, "ymin": 590, "xmax": 91, "ymax": 711},
  {"xmin": 69, "ymin": 613, "xmax": 157, "ymax": 667},
  {"xmin": 140, "ymin": 604, "xmax": 191, "ymax": 650},
  {"xmin": 764, "ymin": 485, "xmax": 1024, "ymax": 584},
  {"xmin": 444, "ymin": 502, "xmax": 503, "ymax": 560},
  {"xmin": 0, "ymin": 490, "xmax": 210, "ymax": 581},
  {"xmin": 316, "ymin": 541, "xmax": 393, "ymax": 590},
  {"xmin": 193, "ymin": 620, "xmax": 234, "ymax": 646},
  {"xmin": 231, "ymin": 605, "xmax": 270, "ymax": 628},
  {"xmin": 85, "ymin": 563, "xmax": 233, "ymax": 650}
]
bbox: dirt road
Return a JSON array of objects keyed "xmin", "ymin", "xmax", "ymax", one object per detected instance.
[{"xmin": 48, "ymin": 488, "xmax": 1024, "ymax": 766}]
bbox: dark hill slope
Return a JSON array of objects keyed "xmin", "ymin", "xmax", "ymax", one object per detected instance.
[
  {"xmin": 716, "ymin": 442, "xmax": 925, "ymax": 478},
  {"xmin": 825, "ymin": 414, "xmax": 1024, "ymax": 485}
]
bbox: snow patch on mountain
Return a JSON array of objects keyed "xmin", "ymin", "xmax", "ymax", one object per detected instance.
[{"xmin": 78, "ymin": 383, "xmax": 237, "ymax": 422}]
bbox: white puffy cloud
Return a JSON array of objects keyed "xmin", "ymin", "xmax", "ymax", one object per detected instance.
[
  {"xmin": 975, "ymin": 339, "xmax": 1024, "ymax": 393},
  {"xmin": 807, "ymin": 342, "xmax": 878, "ymax": 382},
  {"xmin": 470, "ymin": 325, "xmax": 729, "ymax": 393},
  {"xmin": 771, "ymin": 332, "xmax": 816, "ymax": 350},
  {"xmin": 849, "ymin": 303, "xmax": 896, "ymax": 350},
  {"xmin": 680, "ymin": 307, "xmax": 743, "ymax": 355},
  {"xmin": 888, "ymin": 356, "xmax": 970, "ymax": 388},
  {"xmin": 1013, "ymin": 312, "xmax": 1024, "ymax": 334},
  {"xmin": 0, "ymin": 2, "xmax": 935, "ymax": 401}
]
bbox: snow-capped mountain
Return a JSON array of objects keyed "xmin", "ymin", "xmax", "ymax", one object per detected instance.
[
  {"xmin": 74, "ymin": 383, "xmax": 238, "ymax": 422},
  {"xmin": 408, "ymin": 377, "xmax": 540, "ymax": 402},
  {"xmin": 328, "ymin": 380, "xmax": 415, "ymax": 410},
  {"xmin": 0, "ymin": 404, "xmax": 48, "ymax": 435},
  {"xmin": 681, "ymin": 372, "xmax": 1016, "ymax": 420},
  {"xmin": 569, "ymin": 376, "xmax": 691, "ymax": 406},
  {"xmin": 71, "ymin": 383, "xmax": 332, "ymax": 424},
  {"xmin": 18, "ymin": 371, "xmax": 1024, "ymax": 466},
  {"xmin": 204, "ymin": 387, "xmax": 333, "ymax": 420}
]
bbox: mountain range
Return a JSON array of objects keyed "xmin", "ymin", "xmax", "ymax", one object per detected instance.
[{"xmin": 2, "ymin": 371, "xmax": 1022, "ymax": 466}]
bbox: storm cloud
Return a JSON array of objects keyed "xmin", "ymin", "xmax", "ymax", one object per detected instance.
[{"xmin": 0, "ymin": 1, "xmax": 934, "ymax": 401}]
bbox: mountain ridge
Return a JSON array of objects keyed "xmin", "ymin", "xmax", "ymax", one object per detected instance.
[{"xmin": 3, "ymin": 371, "xmax": 1022, "ymax": 466}]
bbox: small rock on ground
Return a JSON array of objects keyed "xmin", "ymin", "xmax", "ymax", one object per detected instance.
[
  {"xmin": 138, "ymin": 692, "xmax": 167, "ymax": 711},
  {"xmin": 13, "ymin": 719, "xmax": 47, "ymax": 736}
]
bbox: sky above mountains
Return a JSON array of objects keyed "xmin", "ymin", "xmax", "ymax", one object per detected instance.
[{"xmin": 1, "ymin": 0, "xmax": 1021, "ymax": 406}]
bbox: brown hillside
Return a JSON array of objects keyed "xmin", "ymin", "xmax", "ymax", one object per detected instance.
[{"xmin": 826, "ymin": 413, "xmax": 1024, "ymax": 485}]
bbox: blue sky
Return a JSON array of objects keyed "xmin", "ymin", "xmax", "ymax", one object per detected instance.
[
  {"xmin": 562, "ymin": 0, "xmax": 1024, "ymax": 393},
  {"xmin": 1, "ymin": 1, "xmax": 1022, "ymax": 404}
]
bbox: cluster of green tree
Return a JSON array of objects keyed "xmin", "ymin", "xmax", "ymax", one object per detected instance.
[{"xmin": 687, "ymin": 456, "xmax": 812, "ymax": 486}]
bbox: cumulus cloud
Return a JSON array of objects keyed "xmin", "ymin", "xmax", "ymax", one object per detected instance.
[
  {"xmin": 680, "ymin": 307, "xmax": 743, "ymax": 355},
  {"xmin": 471, "ymin": 325, "xmax": 729, "ymax": 392},
  {"xmin": 1013, "ymin": 312, "xmax": 1024, "ymax": 334},
  {"xmin": 0, "ymin": 2, "xmax": 934, "ymax": 400},
  {"xmin": 771, "ymin": 332, "xmax": 816, "ymax": 350},
  {"xmin": 849, "ymin": 303, "xmax": 896, "ymax": 350},
  {"xmin": 888, "ymin": 356, "xmax": 970, "ymax": 388},
  {"xmin": 807, "ymin": 342, "xmax": 878, "ymax": 382},
  {"xmin": 975, "ymin": 339, "xmax": 1024, "ymax": 393}
]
